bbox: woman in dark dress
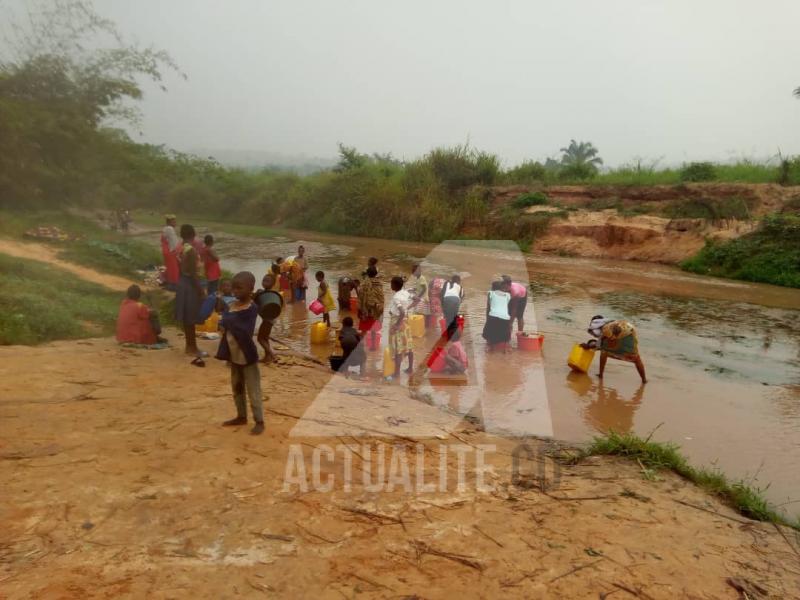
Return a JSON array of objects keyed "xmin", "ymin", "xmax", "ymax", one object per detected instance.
[{"xmin": 175, "ymin": 224, "xmax": 206, "ymax": 359}]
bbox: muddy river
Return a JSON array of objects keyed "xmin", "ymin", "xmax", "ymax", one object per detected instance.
[{"xmin": 149, "ymin": 226, "xmax": 800, "ymax": 512}]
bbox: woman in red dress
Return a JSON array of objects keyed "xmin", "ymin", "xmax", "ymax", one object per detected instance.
[{"xmin": 160, "ymin": 215, "xmax": 180, "ymax": 287}]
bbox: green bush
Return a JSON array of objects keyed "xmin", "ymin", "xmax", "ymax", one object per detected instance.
[
  {"xmin": 681, "ymin": 214, "xmax": 800, "ymax": 287},
  {"xmin": 504, "ymin": 160, "xmax": 547, "ymax": 184},
  {"xmin": 664, "ymin": 197, "xmax": 752, "ymax": 220},
  {"xmin": 680, "ymin": 161, "xmax": 717, "ymax": 182},
  {"xmin": 511, "ymin": 191, "xmax": 549, "ymax": 209}
]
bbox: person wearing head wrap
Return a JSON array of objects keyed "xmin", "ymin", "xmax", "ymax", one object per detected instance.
[
  {"xmin": 161, "ymin": 214, "xmax": 180, "ymax": 286},
  {"xmin": 586, "ymin": 315, "xmax": 647, "ymax": 383}
]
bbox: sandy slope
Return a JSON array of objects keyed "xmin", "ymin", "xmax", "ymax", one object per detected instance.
[{"xmin": 1, "ymin": 332, "xmax": 799, "ymax": 599}]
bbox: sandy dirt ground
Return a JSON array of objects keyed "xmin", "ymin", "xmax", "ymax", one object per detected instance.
[{"xmin": 1, "ymin": 331, "xmax": 799, "ymax": 599}]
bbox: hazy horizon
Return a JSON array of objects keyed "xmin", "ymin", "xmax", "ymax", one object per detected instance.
[{"xmin": 93, "ymin": 1, "xmax": 800, "ymax": 168}]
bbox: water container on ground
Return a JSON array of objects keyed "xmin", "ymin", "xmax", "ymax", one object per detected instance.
[
  {"xmin": 517, "ymin": 332, "xmax": 544, "ymax": 351},
  {"xmin": 310, "ymin": 322, "xmax": 329, "ymax": 344},
  {"xmin": 383, "ymin": 347, "xmax": 395, "ymax": 377},
  {"xmin": 409, "ymin": 314, "xmax": 425, "ymax": 337}
]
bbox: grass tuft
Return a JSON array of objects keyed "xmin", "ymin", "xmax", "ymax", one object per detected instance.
[{"xmin": 583, "ymin": 431, "xmax": 797, "ymax": 529}]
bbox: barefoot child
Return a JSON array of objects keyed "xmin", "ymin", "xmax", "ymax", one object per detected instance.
[
  {"xmin": 315, "ymin": 270, "xmax": 336, "ymax": 327},
  {"xmin": 215, "ymin": 271, "xmax": 265, "ymax": 435},
  {"xmin": 255, "ymin": 273, "xmax": 277, "ymax": 364}
]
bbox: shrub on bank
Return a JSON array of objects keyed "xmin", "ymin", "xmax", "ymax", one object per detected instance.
[
  {"xmin": 512, "ymin": 191, "xmax": 549, "ymax": 209},
  {"xmin": 680, "ymin": 161, "xmax": 717, "ymax": 182},
  {"xmin": 681, "ymin": 214, "xmax": 800, "ymax": 288}
]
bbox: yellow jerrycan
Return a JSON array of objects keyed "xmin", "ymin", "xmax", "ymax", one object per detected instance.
[
  {"xmin": 310, "ymin": 322, "xmax": 329, "ymax": 344},
  {"xmin": 383, "ymin": 347, "xmax": 395, "ymax": 377}
]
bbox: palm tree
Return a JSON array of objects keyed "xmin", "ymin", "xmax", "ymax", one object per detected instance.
[{"xmin": 559, "ymin": 139, "xmax": 603, "ymax": 177}]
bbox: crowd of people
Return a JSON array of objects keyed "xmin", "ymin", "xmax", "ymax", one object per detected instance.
[{"xmin": 114, "ymin": 215, "xmax": 646, "ymax": 434}]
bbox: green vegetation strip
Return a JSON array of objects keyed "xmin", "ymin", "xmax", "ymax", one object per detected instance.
[
  {"xmin": 0, "ymin": 252, "xmax": 123, "ymax": 345},
  {"xmin": 681, "ymin": 214, "xmax": 800, "ymax": 288},
  {"xmin": 581, "ymin": 431, "xmax": 799, "ymax": 530},
  {"xmin": 0, "ymin": 210, "xmax": 162, "ymax": 280}
]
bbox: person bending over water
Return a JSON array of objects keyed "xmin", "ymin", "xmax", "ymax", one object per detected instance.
[
  {"xmin": 586, "ymin": 315, "xmax": 647, "ymax": 384},
  {"xmin": 440, "ymin": 274, "xmax": 464, "ymax": 333},
  {"xmin": 482, "ymin": 280, "xmax": 512, "ymax": 351}
]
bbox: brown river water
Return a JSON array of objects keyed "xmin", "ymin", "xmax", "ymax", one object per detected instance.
[{"xmin": 146, "ymin": 226, "xmax": 800, "ymax": 512}]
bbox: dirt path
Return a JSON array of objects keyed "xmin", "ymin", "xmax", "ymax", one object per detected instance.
[
  {"xmin": 1, "ymin": 331, "xmax": 798, "ymax": 598},
  {"xmin": 0, "ymin": 238, "xmax": 134, "ymax": 291}
]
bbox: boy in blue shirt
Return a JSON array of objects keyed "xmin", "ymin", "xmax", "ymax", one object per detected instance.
[{"xmin": 215, "ymin": 271, "xmax": 264, "ymax": 435}]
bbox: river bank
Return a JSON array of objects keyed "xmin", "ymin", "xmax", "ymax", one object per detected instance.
[
  {"xmin": 4, "ymin": 210, "xmax": 800, "ymax": 511},
  {"xmin": 132, "ymin": 180, "xmax": 800, "ymax": 290},
  {"xmin": 123, "ymin": 214, "xmax": 800, "ymax": 513},
  {"xmin": 1, "ymin": 221, "xmax": 800, "ymax": 596},
  {"xmin": 2, "ymin": 333, "xmax": 800, "ymax": 598}
]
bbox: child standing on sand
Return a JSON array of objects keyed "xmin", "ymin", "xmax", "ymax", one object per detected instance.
[
  {"xmin": 315, "ymin": 270, "xmax": 336, "ymax": 327},
  {"xmin": 201, "ymin": 234, "xmax": 221, "ymax": 295},
  {"xmin": 255, "ymin": 273, "xmax": 277, "ymax": 364},
  {"xmin": 215, "ymin": 271, "xmax": 265, "ymax": 435}
]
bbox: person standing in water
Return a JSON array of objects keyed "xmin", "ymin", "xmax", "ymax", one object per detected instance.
[
  {"xmin": 587, "ymin": 315, "xmax": 647, "ymax": 384},
  {"xmin": 357, "ymin": 266, "xmax": 384, "ymax": 344},
  {"xmin": 315, "ymin": 270, "xmax": 336, "ymax": 327},
  {"xmin": 388, "ymin": 275, "xmax": 414, "ymax": 378},
  {"xmin": 410, "ymin": 263, "xmax": 430, "ymax": 324},
  {"xmin": 160, "ymin": 215, "xmax": 180, "ymax": 288},
  {"xmin": 502, "ymin": 275, "xmax": 528, "ymax": 333},
  {"xmin": 292, "ymin": 245, "xmax": 309, "ymax": 302},
  {"xmin": 362, "ymin": 257, "xmax": 378, "ymax": 278},
  {"xmin": 440, "ymin": 274, "xmax": 464, "ymax": 335},
  {"xmin": 482, "ymin": 280, "xmax": 512, "ymax": 351}
]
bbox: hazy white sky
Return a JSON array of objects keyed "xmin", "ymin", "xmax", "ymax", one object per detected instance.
[{"xmin": 100, "ymin": 0, "xmax": 800, "ymax": 167}]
